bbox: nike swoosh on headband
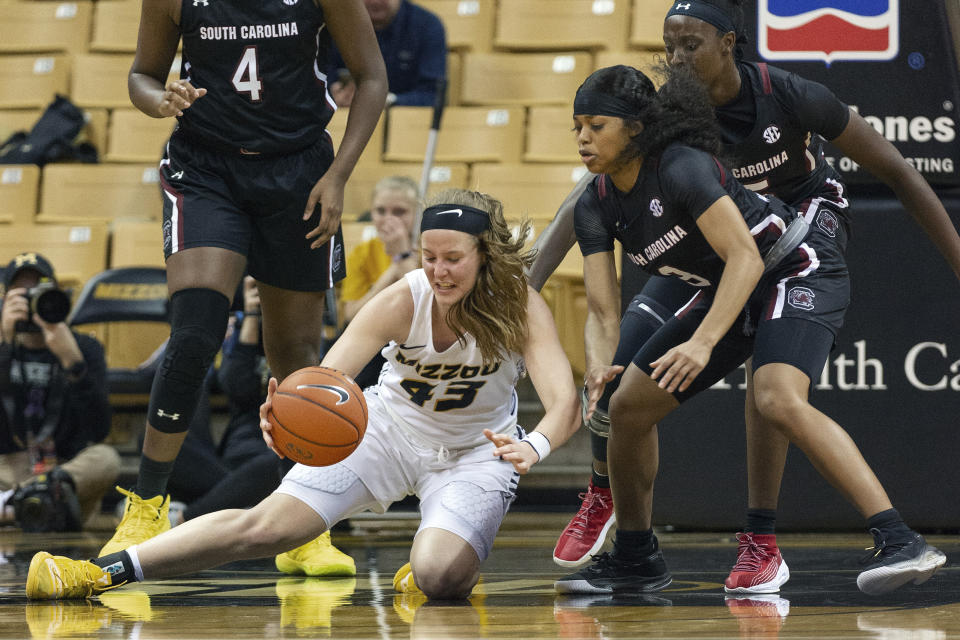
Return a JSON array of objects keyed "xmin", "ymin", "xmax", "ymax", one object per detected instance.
[{"xmin": 435, "ymin": 208, "xmax": 463, "ymax": 217}]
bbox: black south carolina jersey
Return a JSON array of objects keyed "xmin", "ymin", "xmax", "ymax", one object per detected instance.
[
  {"xmin": 575, "ymin": 144, "xmax": 802, "ymax": 290},
  {"xmin": 718, "ymin": 62, "xmax": 849, "ymax": 208},
  {"xmin": 177, "ymin": 0, "xmax": 336, "ymax": 154}
]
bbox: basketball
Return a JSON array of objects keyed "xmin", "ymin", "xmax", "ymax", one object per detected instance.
[{"xmin": 266, "ymin": 366, "xmax": 367, "ymax": 466}]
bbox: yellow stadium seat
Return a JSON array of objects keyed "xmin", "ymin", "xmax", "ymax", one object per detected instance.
[
  {"xmin": 89, "ymin": 1, "xmax": 141, "ymax": 53},
  {"xmin": 416, "ymin": 0, "xmax": 495, "ymax": 52},
  {"xmin": 105, "ymin": 109, "xmax": 175, "ymax": 163},
  {"xmin": 460, "ymin": 52, "xmax": 592, "ymax": 106},
  {"xmin": 70, "ymin": 54, "xmax": 135, "ymax": 109},
  {"xmin": 0, "ymin": 223, "xmax": 109, "ymax": 289},
  {"xmin": 470, "ymin": 163, "xmax": 589, "ymax": 219},
  {"xmin": 81, "ymin": 108, "xmax": 110, "ymax": 157},
  {"xmin": 0, "ymin": 55, "xmax": 70, "ymax": 109},
  {"xmin": 39, "ymin": 164, "xmax": 162, "ymax": 222},
  {"xmin": 446, "ymin": 52, "xmax": 461, "ymax": 107},
  {"xmin": 594, "ymin": 50, "xmax": 664, "ymax": 80},
  {"xmin": 524, "ymin": 106, "xmax": 578, "ymax": 163},
  {"xmin": 0, "ymin": 1, "xmax": 93, "ymax": 54},
  {"xmin": 325, "ymin": 107, "xmax": 385, "ymax": 169},
  {"xmin": 631, "ymin": 0, "xmax": 675, "ymax": 49},
  {"xmin": 110, "ymin": 219, "xmax": 164, "ymax": 268},
  {"xmin": 495, "ymin": 0, "xmax": 628, "ymax": 51},
  {"xmin": 71, "ymin": 55, "xmax": 179, "ymax": 109},
  {"xmin": 0, "ymin": 165, "xmax": 41, "ymax": 224},
  {"xmin": 341, "ymin": 163, "xmax": 469, "ymax": 219},
  {"xmin": 0, "ymin": 109, "xmax": 42, "ymax": 141},
  {"xmin": 384, "ymin": 106, "xmax": 524, "ymax": 164}
]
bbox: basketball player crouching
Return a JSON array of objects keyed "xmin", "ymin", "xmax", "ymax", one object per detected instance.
[{"xmin": 25, "ymin": 189, "xmax": 580, "ymax": 601}]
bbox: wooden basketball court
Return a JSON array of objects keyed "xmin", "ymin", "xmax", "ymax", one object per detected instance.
[{"xmin": 0, "ymin": 513, "xmax": 956, "ymax": 639}]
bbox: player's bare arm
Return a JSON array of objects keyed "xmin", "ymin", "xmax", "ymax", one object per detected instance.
[
  {"xmin": 304, "ymin": 0, "xmax": 389, "ymax": 248},
  {"xmin": 129, "ymin": 0, "xmax": 206, "ymax": 118},
  {"xmin": 485, "ymin": 288, "xmax": 580, "ymax": 474}
]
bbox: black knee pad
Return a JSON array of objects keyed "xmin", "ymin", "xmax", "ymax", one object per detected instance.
[
  {"xmin": 590, "ymin": 430, "xmax": 608, "ymax": 462},
  {"xmin": 596, "ymin": 294, "xmax": 668, "ymax": 413},
  {"xmin": 148, "ymin": 288, "xmax": 230, "ymax": 433}
]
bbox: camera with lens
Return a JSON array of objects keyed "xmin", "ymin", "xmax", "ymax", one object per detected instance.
[
  {"xmin": 14, "ymin": 282, "xmax": 72, "ymax": 332},
  {"xmin": 12, "ymin": 468, "xmax": 82, "ymax": 532}
]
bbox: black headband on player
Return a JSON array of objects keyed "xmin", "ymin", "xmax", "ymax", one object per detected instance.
[
  {"xmin": 420, "ymin": 204, "xmax": 490, "ymax": 236},
  {"xmin": 665, "ymin": 0, "xmax": 736, "ymax": 35},
  {"xmin": 573, "ymin": 90, "xmax": 640, "ymax": 120}
]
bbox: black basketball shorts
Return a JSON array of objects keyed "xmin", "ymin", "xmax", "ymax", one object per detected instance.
[
  {"xmin": 629, "ymin": 230, "xmax": 850, "ymax": 401},
  {"xmin": 158, "ymin": 132, "xmax": 345, "ymax": 292}
]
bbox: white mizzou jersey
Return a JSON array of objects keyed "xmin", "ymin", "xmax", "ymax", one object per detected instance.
[{"xmin": 376, "ymin": 269, "xmax": 522, "ymax": 449}]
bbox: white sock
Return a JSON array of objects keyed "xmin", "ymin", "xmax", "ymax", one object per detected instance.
[{"xmin": 127, "ymin": 545, "xmax": 145, "ymax": 582}]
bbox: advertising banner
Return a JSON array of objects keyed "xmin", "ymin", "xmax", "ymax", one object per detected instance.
[{"xmin": 744, "ymin": 0, "xmax": 960, "ymax": 186}]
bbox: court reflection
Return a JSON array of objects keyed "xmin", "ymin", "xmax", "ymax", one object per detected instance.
[
  {"xmin": 275, "ymin": 576, "xmax": 357, "ymax": 635},
  {"xmin": 724, "ymin": 595, "xmax": 790, "ymax": 638}
]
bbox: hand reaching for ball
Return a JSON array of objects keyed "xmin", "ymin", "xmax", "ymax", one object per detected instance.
[{"xmin": 260, "ymin": 377, "xmax": 282, "ymax": 458}]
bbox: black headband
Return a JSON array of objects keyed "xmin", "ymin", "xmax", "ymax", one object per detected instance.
[
  {"xmin": 420, "ymin": 204, "xmax": 490, "ymax": 235},
  {"xmin": 573, "ymin": 89, "xmax": 639, "ymax": 119},
  {"xmin": 665, "ymin": 1, "xmax": 736, "ymax": 35}
]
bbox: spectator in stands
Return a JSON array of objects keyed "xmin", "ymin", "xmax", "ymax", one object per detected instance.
[
  {"xmin": 0, "ymin": 252, "xmax": 118, "ymax": 531},
  {"xmin": 340, "ymin": 176, "xmax": 421, "ymax": 388},
  {"xmin": 328, "ymin": 0, "xmax": 447, "ymax": 108},
  {"xmin": 105, "ymin": 0, "xmax": 386, "ymax": 576}
]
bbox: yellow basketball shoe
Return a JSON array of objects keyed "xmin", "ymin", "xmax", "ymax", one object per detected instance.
[
  {"xmin": 276, "ymin": 576, "xmax": 357, "ymax": 633},
  {"xmin": 275, "ymin": 531, "xmax": 356, "ymax": 576},
  {"xmin": 99, "ymin": 487, "xmax": 170, "ymax": 557},
  {"xmin": 25, "ymin": 602, "xmax": 111, "ymax": 636},
  {"xmin": 26, "ymin": 552, "xmax": 122, "ymax": 600},
  {"xmin": 392, "ymin": 562, "xmax": 484, "ymax": 596},
  {"xmin": 393, "ymin": 562, "xmax": 420, "ymax": 594}
]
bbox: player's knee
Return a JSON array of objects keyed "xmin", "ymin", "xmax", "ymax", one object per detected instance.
[
  {"xmin": 148, "ymin": 288, "xmax": 230, "ymax": 433},
  {"xmin": 751, "ymin": 384, "xmax": 806, "ymax": 433},
  {"xmin": 608, "ymin": 388, "xmax": 657, "ymax": 436},
  {"xmin": 412, "ymin": 560, "xmax": 475, "ymax": 600}
]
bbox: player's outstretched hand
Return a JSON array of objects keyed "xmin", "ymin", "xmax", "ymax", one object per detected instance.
[
  {"xmin": 304, "ymin": 173, "xmax": 346, "ymax": 249},
  {"xmin": 484, "ymin": 429, "xmax": 538, "ymax": 474},
  {"xmin": 259, "ymin": 377, "xmax": 283, "ymax": 458},
  {"xmin": 158, "ymin": 80, "xmax": 206, "ymax": 117}
]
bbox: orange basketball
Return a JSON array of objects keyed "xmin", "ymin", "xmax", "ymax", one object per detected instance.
[{"xmin": 266, "ymin": 366, "xmax": 367, "ymax": 466}]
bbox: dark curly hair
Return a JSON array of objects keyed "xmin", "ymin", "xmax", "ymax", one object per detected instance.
[{"xmin": 576, "ymin": 63, "xmax": 725, "ymax": 162}]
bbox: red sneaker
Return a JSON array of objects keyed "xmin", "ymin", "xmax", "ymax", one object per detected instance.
[
  {"xmin": 724, "ymin": 533, "xmax": 790, "ymax": 594},
  {"xmin": 552, "ymin": 481, "xmax": 616, "ymax": 567}
]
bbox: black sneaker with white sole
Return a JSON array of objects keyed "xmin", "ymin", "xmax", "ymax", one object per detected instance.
[
  {"xmin": 856, "ymin": 529, "xmax": 947, "ymax": 595},
  {"xmin": 554, "ymin": 548, "xmax": 672, "ymax": 594}
]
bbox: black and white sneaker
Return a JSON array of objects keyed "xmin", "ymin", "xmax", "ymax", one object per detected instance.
[
  {"xmin": 554, "ymin": 548, "xmax": 672, "ymax": 594},
  {"xmin": 856, "ymin": 529, "xmax": 946, "ymax": 595}
]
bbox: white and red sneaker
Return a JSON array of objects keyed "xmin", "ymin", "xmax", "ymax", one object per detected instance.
[
  {"xmin": 724, "ymin": 532, "xmax": 790, "ymax": 594},
  {"xmin": 552, "ymin": 481, "xmax": 616, "ymax": 567}
]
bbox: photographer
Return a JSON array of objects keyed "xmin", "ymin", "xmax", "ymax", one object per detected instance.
[{"xmin": 0, "ymin": 253, "xmax": 117, "ymax": 531}]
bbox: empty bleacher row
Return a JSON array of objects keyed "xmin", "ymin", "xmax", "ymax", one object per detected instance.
[{"xmin": 0, "ymin": 0, "xmax": 671, "ymax": 375}]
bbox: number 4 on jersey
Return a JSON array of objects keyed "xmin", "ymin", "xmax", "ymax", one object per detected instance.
[{"xmin": 232, "ymin": 46, "xmax": 263, "ymax": 102}]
